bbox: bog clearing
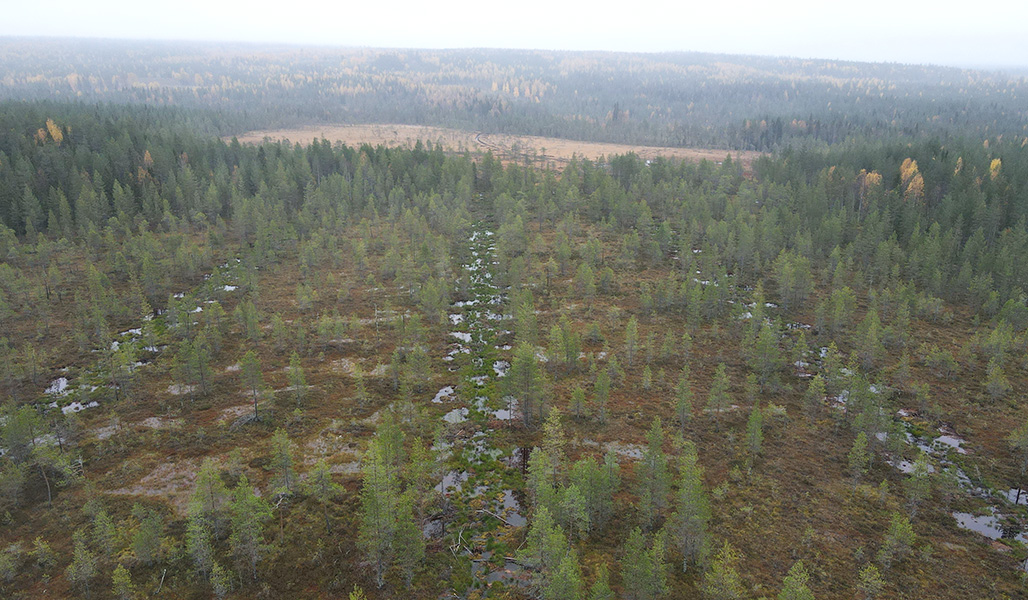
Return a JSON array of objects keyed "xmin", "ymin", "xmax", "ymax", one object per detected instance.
[{"xmin": 229, "ymin": 123, "xmax": 763, "ymax": 171}]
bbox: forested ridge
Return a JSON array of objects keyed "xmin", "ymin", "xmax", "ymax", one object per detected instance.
[
  {"xmin": 2, "ymin": 39, "xmax": 1026, "ymax": 149},
  {"xmin": 2, "ymin": 44, "xmax": 1028, "ymax": 600}
]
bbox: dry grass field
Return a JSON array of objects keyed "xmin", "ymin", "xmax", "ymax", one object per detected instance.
[{"xmin": 231, "ymin": 124, "xmax": 763, "ymax": 171}]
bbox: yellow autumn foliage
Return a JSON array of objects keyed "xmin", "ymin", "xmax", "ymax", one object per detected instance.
[
  {"xmin": 990, "ymin": 158, "xmax": 1002, "ymax": 180},
  {"xmin": 900, "ymin": 158, "xmax": 919, "ymax": 187},
  {"xmin": 905, "ymin": 172, "xmax": 925, "ymax": 203},
  {"xmin": 857, "ymin": 169, "xmax": 882, "ymax": 195},
  {"xmin": 45, "ymin": 119, "xmax": 63, "ymax": 145}
]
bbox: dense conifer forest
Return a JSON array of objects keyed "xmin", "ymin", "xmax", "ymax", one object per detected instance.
[{"xmin": 1, "ymin": 39, "xmax": 1028, "ymax": 599}]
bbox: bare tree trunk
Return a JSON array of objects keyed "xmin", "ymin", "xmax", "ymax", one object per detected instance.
[{"xmin": 39, "ymin": 464, "xmax": 52, "ymax": 507}]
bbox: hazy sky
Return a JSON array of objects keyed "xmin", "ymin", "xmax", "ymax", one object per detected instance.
[{"xmin": 6, "ymin": 0, "xmax": 1028, "ymax": 69}]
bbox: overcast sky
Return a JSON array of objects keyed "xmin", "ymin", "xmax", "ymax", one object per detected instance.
[{"xmin": 6, "ymin": 0, "xmax": 1027, "ymax": 69}]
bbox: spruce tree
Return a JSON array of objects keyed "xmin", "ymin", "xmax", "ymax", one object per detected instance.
[
  {"xmin": 92, "ymin": 508, "xmax": 117, "ymax": 561},
  {"xmin": 210, "ymin": 561, "xmax": 232, "ymax": 598},
  {"xmin": 228, "ymin": 475, "xmax": 272, "ymax": 581},
  {"xmin": 269, "ymin": 428, "xmax": 296, "ymax": 495},
  {"xmin": 559, "ymin": 484, "xmax": 591, "ymax": 541},
  {"xmin": 240, "ymin": 349, "xmax": 264, "ymax": 419},
  {"xmin": 588, "ymin": 562, "xmax": 614, "ymax": 600},
  {"xmin": 701, "ymin": 541, "xmax": 744, "ymax": 600},
  {"xmin": 111, "ymin": 564, "xmax": 135, "ymax": 600},
  {"xmin": 358, "ymin": 436, "xmax": 399, "ymax": 588},
  {"xmin": 620, "ymin": 527, "xmax": 668, "ymax": 600},
  {"xmin": 519, "ymin": 505, "xmax": 568, "ymax": 589},
  {"xmin": 748, "ymin": 321, "xmax": 783, "ymax": 390},
  {"xmin": 671, "ymin": 442, "xmax": 710, "ymax": 571},
  {"xmin": 1007, "ymin": 420, "xmax": 1028, "ymax": 502},
  {"xmin": 707, "ymin": 364, "xmax": 731, "ymax": 430},
  {"xmin": 570, "ymin": 386, "xmax": 587, "ymax": 419},
  {"xmin": 637, "ymin": 418, "xmax": 671, "ymax": 529},
  {"xmin": 905, "ymin": 451, "xmax": 932, "ymax": 517},
  {"xmin": 876, "ymin": 512, "xmax": 915, "ymax": 569},
  {"xmin": 306, "ymin": 458, "xmax": 342, "ymax": 534},
  {"xmin": 847, "ymin": 432, "xmax": 870, "ymax": 487},
  {"xmin": 569, "ymin": 454, "xmax": 619, "ymax": 531},
  {"xmin": 393, "ymin": 491, "xmax": 425, "ymax": 587},
  {"xmin": 190, "ymin": 458, "xmax": 228, "ymax": 531},
  {"xmin": 65, "ymin": 529, "xmax": 97, "ymax": 596},
  {"xmin": 624, "ymin": 316, "xmax": 639, "ymax": 367},
  {"xmin": 676, "ymin": 369, "xmax": 694, "ymax": 432},
  {"xmin": 288, "ymin": 352, "xmax": 308, "ymax": 406},
  {"xmin": 857, "ymin": 563, "xmax": 884, "ymax": 599},
  {"xmin": 803, "ymin": 375, "xmax": 826, "ymax": 420},
  {"xmin": 186, "ymin": 515, "xmax": 215, "ymax": 577},
  {"xmin": 527, "ymin": 448, "xmax": 559, "ymax": 516},
  {"xmin": 546, "ymin": 549, "xmax": 585, "ymax": 600},
  {"xmin": 508, "ymin": 342, "xmax": 546, "ymax": 427},
  {"xmin": 746, "ymin": 401, "xmax": 764, "ymax": 459},
  {"xmin": 593, "ymin": 369, "xmax": 611, "ymax": 424},
  {"xmin": 131, "ymin": 504, "xmax": 164, "ymax": 566}
]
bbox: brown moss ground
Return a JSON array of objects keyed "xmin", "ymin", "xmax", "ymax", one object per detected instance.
[{"xmin": 3, "ymin": 211, "xmax": 1028, "ymax": 599}]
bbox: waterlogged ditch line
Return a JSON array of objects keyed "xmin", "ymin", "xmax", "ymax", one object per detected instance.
[
  {"xmin": 428, "ymin": 223, "xmax": 529, "ymax": 589},
  {"xmin": 799, "ymin": 344, "xmax": 1028, "ymax": 561},
  {"xmin": 883, "ymin": 410, "xmax": 1028, "ymax": 552}
]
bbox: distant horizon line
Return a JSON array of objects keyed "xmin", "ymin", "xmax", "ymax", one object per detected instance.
[{"xmin": 2, "ymin": 34, "xmax": 1026, "ymax": 75}]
